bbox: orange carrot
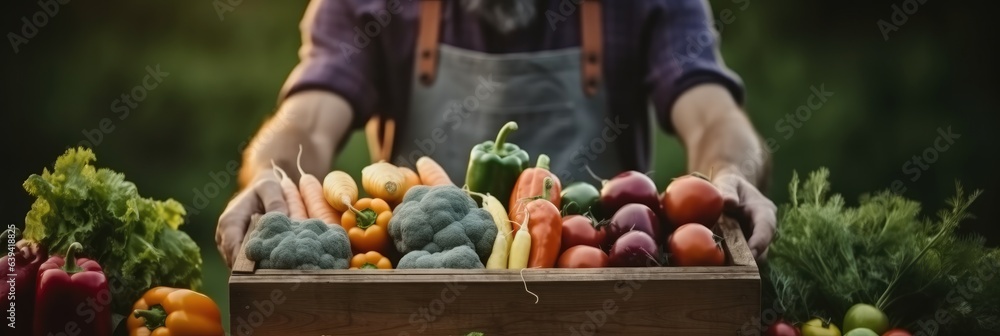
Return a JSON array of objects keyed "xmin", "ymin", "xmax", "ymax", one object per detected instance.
[
  {"xmin": 398, "ymin": 166, "xmax": 422, "ymax": 196},
  {"xmin": 272, "ymin": 160, "xmax": 307, "ymax": 220},
  {"xmin": 296, "ymin": 145, "xmax": 341, "ymax": 225},
  {"xmin": 415, "ymin": 156, "xmax": 453, "ymax": 186}
]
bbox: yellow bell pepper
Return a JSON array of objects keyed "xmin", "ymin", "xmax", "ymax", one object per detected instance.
[{"xmin": 128, "ymin": 287, "xmax": 224, "ymax": 336}]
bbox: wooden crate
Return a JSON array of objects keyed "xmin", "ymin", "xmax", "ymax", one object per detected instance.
[{"xmin": 229, "ymin": 217, "xmax": 760, "ymax": 336}]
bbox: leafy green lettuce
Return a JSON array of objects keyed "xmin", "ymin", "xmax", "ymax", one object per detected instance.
[
  {"xmin": 766, "ymin": 169, "xmax": 999, "ymax": 335},
  {"xmin": 23, "ymin": 147, "xmax": 202, "ymax": 313}
]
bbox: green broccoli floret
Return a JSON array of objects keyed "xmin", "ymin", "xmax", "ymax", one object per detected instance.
[
  {"xmin": 398, "ymin": 246, "xmax": 483, "ymax": 269},
  {"xmin": 388, "ymin": 185, "xmax": 497, "ymax": 269},
  {"xmin": 245, "ymin": 212, "xmax": 351, "ymax": 269}
]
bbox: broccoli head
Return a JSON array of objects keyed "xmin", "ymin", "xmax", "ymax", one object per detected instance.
[
  {"xmin": 246, "ymin": 212, "xmax": 351, "ymax": 269},
  {"xmin": 398, "ymin": 246, "xmax": 483, "ymax": 269},
  {"xmin": 388, "ymin": 185, "xmax": 497, "ymax": 269}
]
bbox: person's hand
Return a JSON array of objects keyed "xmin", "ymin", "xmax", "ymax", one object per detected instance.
[
  {"xmin": 713, "ymin": 172, "xmax": 777, "ymax": 261},
  {"xmin": 216, "ymin": 171, "xmax": 288, "ymax": 268}
]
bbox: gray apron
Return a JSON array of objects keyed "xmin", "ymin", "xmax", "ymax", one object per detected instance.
[{"xmin": 372, "ymin": 0, "xmax": 623, "ymax": 185}]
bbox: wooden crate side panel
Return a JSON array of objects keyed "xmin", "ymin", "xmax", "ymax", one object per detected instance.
[{"xmin": 230, "ymin": 277, "xmax": 760, "ymax": 336}]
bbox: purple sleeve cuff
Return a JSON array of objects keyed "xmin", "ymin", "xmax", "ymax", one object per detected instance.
[
  {"xmin": 646, "ymin": 0, "xmax": 745, "ymax": 133},
  {"xmin": 278, "ymin": 0, "xmax": 377, "ymax": 130}
]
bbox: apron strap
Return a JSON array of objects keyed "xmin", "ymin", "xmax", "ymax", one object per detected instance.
[
  {"xmin": 416, "ymin": 0, "xmax": 442, "ymax": 86},
  {"xmin": 581, "ymin": 0, "xmax": 603, "ymax": 97},
  {"xmin": 366, "ymin": 0, "xmax": 603, "ymax": 163},
  {"xmin": 366, "ymin": 0, "xmax": 441, "ymax": 164}
]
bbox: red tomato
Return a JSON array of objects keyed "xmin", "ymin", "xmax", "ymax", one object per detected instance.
[
  {"xmin": 766, "ymin": 319, "xmax": 802, "ymax": 336},
  {"xmin": 661, "ymin": 174, "xmax": 723, "ymax": 228},
  {"xmin": 881, "ymin": 329, "xmax": 911, "ymax": 336},
  {"xmin": 561, "ymin": 215, "xmax": 608, "ymax": 252},
  {"xmin": 557, "ymin": 245, "xmax": 609, "ymax": 268},
  {"xmin": 667, "ymin": 223, "xmax": 726, "ymax": 266}
]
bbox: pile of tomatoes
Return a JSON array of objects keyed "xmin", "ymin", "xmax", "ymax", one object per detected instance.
[
  {"xmin": 768, "ymin": 304, "xmax": 912, "ymax": 336},
  {"xmin": 556, "ymin": 171, "xmax": 728, "ymax": 268}
]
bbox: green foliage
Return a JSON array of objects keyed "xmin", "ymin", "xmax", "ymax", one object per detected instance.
[
  {"xmin": 246, "ymin": 212, "xmax": 351, "ymax": 269},
  {"xmin": 767, "ymin": 169, "xmax": 999, "ymax": 334},
  {"xmin": 22, "ymin": 147, "xmax": 203, "ymax": 313}
]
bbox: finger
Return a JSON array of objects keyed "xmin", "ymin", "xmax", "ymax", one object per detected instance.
[
  {"xmin": 713, "ymin": 174, "xmax": 742, "ymax": 210},
  {"xmin": 220, "ymin": 224, "xmax": 248, "ymax": 267},
  {"xmin": 745, "ymin": 200, "xmax": 777, "ymax": 260},
  {"xmin": 217, "ymin": 193, "xmax": 258, "ymax": 267},
  {"xmin": 255, "ymin": 178, "xmax": 289, "ymax": 215}
]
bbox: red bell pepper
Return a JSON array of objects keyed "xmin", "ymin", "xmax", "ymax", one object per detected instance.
[
  {"xmin": 2, "ymin": 227, "xmax": 47, "ymax": 336},
  {"xmin": 32, "ymin": 242, "xmax": 111, "ymax": 336}
]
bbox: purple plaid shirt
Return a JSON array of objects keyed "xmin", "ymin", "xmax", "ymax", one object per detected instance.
[{"xmin": 281, "ymin": 0, "xmax": 744, "ymax": 171}]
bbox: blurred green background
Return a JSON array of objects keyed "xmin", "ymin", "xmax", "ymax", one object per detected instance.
[{"xmin": 3, "ymin": 0, "xmax": 997, "ymax": 332}]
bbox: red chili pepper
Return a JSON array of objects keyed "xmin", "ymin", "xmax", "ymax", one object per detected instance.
[
  {"xmin": 33, "ymin": 242, "xmax": 112, "ymax": 336},
  {"xmin": 1, "ymin": 227, "xmax": 47, "ymax": 336}
]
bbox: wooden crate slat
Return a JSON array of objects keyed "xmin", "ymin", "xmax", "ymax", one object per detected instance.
[
  {"xmin": 230, "ymin": 277, "xmax": 759, "ymax": 335},
  {"xmin": 230, "ymin": 213, "xmax": 261, "ymax": 274}
]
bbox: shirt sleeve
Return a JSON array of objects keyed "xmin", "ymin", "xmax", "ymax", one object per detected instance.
[
  {"xmin": 279, "ymin": 0, "xmax": 379, "ymax": 130},
  {"xmin": 645, "ymin": 0, "xmax": 745, "ymax": 133}
]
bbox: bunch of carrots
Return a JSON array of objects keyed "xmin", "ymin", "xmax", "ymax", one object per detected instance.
[{"xmin": 272, "ymin": 147, "xmax": 455, "ymax": 269}]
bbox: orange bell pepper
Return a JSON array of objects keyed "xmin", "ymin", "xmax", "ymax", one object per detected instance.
[
  {"xmin": 128, "ymin": 286, "xmax": 223, "ymax": 336},
  {"xmin": 510, "ymin": 178, "xmax": 563, "ymax": 268},
  {"xmin": 350, "ymin": 251, "xmax": 393, "ymax": 269},
  {"xmin": 508, "ymin": 154, "xmax": 562, "ymax": 220},
  {"xmin": 342, "ymin": 197, "xmax": 393, "ymax": 254}
]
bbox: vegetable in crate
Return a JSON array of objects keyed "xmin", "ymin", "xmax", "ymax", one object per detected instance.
[
  {"xmin": 606, "ymin": 203, "xmax": 661, "ymax": 246},
  {"xmin": 660, "ymin": 173, "xmax": 723, "ymax": 228},
  {"xmin": 323, "ymin": 170, "xmax": 358, "ymax": 213},
  {"xmin": 557, "ymin": 245, "xmax": 609, "ymax": 268},
  {"xmin": 388, "ymin": 185, "xmax": 497, "ymax": 269},
  {"xmin": 362, "ymin": 161, "xmax": 409, "ymax": 204},
  {"xmin": 466, "ymin": 121, "xmax": 530, "ymax": 208},
  {"xmin": 350, "ymin": 251, "xmax": 392, "ymax": 269},
  {"xmin": 0, "ymin": 227, "xmax": 46, "ymax": 336},
  {"xmin": 508, "ymin": 154, "xmax": 561, "ymax": 219},
  {"xmin": 245, "ymin": 212, "xmax": 352, "ymax": 269},
  {"xmin": 507, "ymin": 214, "xmax": 532, "ymax": 269},
  {"xmin": 667, "ymin": 223, "xmax": 725, "ymax": 266},
  {"xmin": 296, "ymin": 145, "xmax": 342, "ymax": 224},
  {"xmin": 559, "ymin": 182, "xmax": 601, "ymax": 217},
  {"xmin": 608, "ymin": 231, "xmax": 659, "ymax": 267},
  {"xmin": 34, "ymin": 242, "xmax": 112, "ymax": 336},
  {"xmin": 416, "ymin": 156, "xmax": 454, "ymax": 186},
  {"xmin": 560, "ymin": 214, "xmax": 608, "ymax": 252},
  {"xmin": 23, "ymin": 147, "xmax": 202, "ymax": 313},
  {"xmin": 127, "ymin": 286, "xmax": 224, "ymax": 336},
  {"xmin": 509, "ymin": 178, "xmax": 562, "ymax": 268},
  {"xmin": 341, "ymin": 198, "xmax": 393, "ymax": 254},
  {"xmin": 469, "ymin": 191, "xmax": 513, "ymax": 269},
  {"xmin": 766, "ymin": 169, "xmax": 1000, "ymax": 335},
  {"xmin": 595, "ymin": 170, "xmax": 660, "ymax": 219}
]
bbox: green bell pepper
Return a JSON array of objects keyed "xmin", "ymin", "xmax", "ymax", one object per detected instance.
[
  {"xmin": 560, "ymin": 182, "xmax": 602, "ymax": 217},
  {"xmin": 465, "ymin": 122, "xmax": 530, "ymax": 208}
]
